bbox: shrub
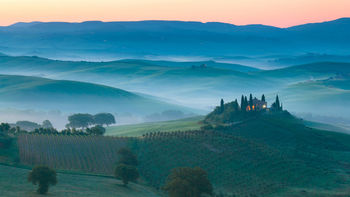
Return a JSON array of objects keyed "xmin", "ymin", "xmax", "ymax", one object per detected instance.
[
  {"xmin": 28, "ymin": 166, "xmax": 57, "ymax": 194},
  {"xmin": 114, "ymin": 164, "xmax": 139, "ymax": 186},
  {"xmin": 163, "ymin": 167, "xmax": 213, "ymax": 197}
]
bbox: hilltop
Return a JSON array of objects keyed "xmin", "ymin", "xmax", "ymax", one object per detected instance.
[{"xmin": 0, "ymin": 74, "xmax": 195, "ymax": 126}]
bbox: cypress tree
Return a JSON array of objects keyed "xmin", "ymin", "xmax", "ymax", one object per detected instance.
[
  {"xmin": 234, "ymin": 99, "xmax": 239, "ymax": 111},
  {"xmin": 244, "ymin": 96, "xmax": 248, "ymax": 111},
  {"xmin": 249, "ymin": 94, "xmax": 253, "ymax": 108},
  {"xmin": 240, "ymin": 95, "xmax": 245, "ymax": 111},
  {"xmin": 220, "ymin": 99, "xmax": 224, "ymax": 113},
  {"xmin": 275, "ymin": 95, "xmax": 280, "ymax": 111},
  {"xmin": 261, "ymin": 94, "xmax": 266, "ymax": 102}
]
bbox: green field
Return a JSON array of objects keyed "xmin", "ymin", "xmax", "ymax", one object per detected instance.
[
  {"xmin": 106, "ymin": 116, "xmax": 203, "ymax": 136},
  {"xmin": 0, "ymin": 164, "xmax": 159, "ymax": 197}
]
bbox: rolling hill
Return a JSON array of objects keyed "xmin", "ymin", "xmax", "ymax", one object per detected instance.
[
  {"xmin": 1, "ymin": 54, "xmax": 350, "ymax": 120},
  {"xmin": 0, "ymin": 54, "xmax": 269, "ymax": 109},
  {"xmin": 12, "ymin": 111, "xmax": 350, "ymax": 196},
  {"xmin": 105, "ymin": 116, "xmax": 203, "ymax": 137},
  {"xmin": 119, "ymin": 59, "xmax": 260, "ymax": 72},
  {"xmin": 0, "ymin": 74, "xmax": 196, "ymax": 127}
]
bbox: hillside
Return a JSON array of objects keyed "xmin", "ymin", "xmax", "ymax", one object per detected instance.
[
  {"xmin": 0, "ymin": 54, "xmax": 268, "ymax": 109},
  {"xmin": 0, "ymin": 18, "xmax": 350, "ymax": 60},
  {"xmin": 256, "ymin": 62, "xmax": 350, "ymax": 83},
  {"xmin": 270, "ymin": 54, "xmax": 350, "ymax": 66},
  {"xmin": 12, "ymin": 112, "xmax": 350, "ymax": 196},
  {"xmin": 276, "ymin": 76, "xmax": 350, "ymax": 118},
  {"xmin": 0, "ymin": 164, "xmax": 159, "ymax": 197},
  {"xmin": 0, "ymin": 74, "xmax": 195, "ymax": 126},
  {"xmin": 120, "ymin": 59, "xmax": 260, "ymax": 72},
  {"xmin": 106, "ymin": 116, "xmax": 203, "ymax": 136}
]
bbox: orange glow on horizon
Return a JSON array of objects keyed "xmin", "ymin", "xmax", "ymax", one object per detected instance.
[{"xmin": 0, "ymin": 0, "xmax": 349, "ymax": 27}]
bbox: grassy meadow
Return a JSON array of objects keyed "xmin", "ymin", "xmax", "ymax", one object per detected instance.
[
  {"xmin": 105, "ymin": 116, "xmax": 203, "ymax": 136},
  {"xmin": 0, "ymin": 164, "xmax": 159, "ymax": 197}
]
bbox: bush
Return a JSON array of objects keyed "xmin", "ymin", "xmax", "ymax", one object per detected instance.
[
  {"xmin": 28, "ymin": 166, "xmax": 57, "ymax": 194},
  {"xmin": 163, "ymin": 167, "xmax": 213, "ymax": 197},
  {"xmin": 114, "ymin": 164, "xmax": 139, "ymax": 186},
  {"xmin": 117, "ymin": 147, "xmax": 138, "ymax": 166},
  {"xmin": 86, "ymin": 125, "xmax": 106, "ymax": 136}
]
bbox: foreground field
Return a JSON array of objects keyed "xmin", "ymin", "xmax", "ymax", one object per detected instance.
[
  {"xmin": 106, "ymin": 116, "xmax": 203, "ymax": 136},
  {"xmin": 0, "ymin": 164, "xmax": 159, "ymax": 197},
  {"xmin": 15, "ymin": 112, "xmax": 350, "ymax": 196}
]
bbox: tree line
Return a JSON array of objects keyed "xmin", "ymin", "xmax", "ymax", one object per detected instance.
[{"xmin": 66, "ymin": 113, "xmax": 116, "ymax": 129}]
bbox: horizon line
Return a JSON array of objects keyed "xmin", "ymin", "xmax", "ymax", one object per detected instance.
[{"xmin": 2, "ymin": 17, "xmax": 349, "ymax": 29}]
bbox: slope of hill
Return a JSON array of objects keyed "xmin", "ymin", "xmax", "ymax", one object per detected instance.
[
  {"xmin": 276, "ymin": 76, "xmax": 350, "ymax": 118},
  {"xmin": 303, "ymin": 120, "xmax": 350, "ymax": 134},
  {"xmin": 0, "ymin": 54, "xmax": 269, "ymax": 109},
  {"xmin": 106, "ymin": 116, "xmax": 203, "ymax": 136},
  {"xmin": 0, "ymin": 74, "xmax": 194, "ymax": 117},
  {"xmin": 270, "ymin": 54, "xmax": 350, "ymax": 66},
  {"xmin": 120, "ymin": 59, "xmax": 260, "ymax": 72},
  {"xmin": 0, "ymin": 18, "xmax": 349, "ymax": 60},
  {"xmin": 256, "ymin": 62, "xmax": 350, "ymax": 82},
  {"xmin": 14, "ymin": 112, "xmax": 350, "ymax": 196},
  {"xmin": 0, "ymin": 164, "xmax": 159, "ymax": 197}
]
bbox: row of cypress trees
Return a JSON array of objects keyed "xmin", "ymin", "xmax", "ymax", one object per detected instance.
[{"xmin": 219, "ymin": 94, "xmax": 283, "ymax": 113}]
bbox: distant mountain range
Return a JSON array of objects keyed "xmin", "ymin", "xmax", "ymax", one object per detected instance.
[{"xmin": 0, "ymin": 18, "xmax": 349, "ymax": 61}]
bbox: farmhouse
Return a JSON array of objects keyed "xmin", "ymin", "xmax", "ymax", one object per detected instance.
[{"xmin": 246, "ymin": 98, "xmax": 267, "ymax": 111}]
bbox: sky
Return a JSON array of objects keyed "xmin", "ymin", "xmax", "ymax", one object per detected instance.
[{"xmin": 0, "ymin": 0, "xmax": 350, "ymax": 27}]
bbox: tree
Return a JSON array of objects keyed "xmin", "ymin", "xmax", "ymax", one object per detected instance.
[
  {"xmin": 0, "ymin": 123, "xmax": 12, "ymax": 148},
  {"xmin": 249, "ymin": 94, "xmax": 253, "ymax": 108},
  {"xmin": 67, "ymin": 113, "xmax": 94, "ymax": 129},
  {"xmin": 163, "ymin": 167, "xmax": 213, "ymax": 197},
  {"xmin": 220, "ymin": 99, "xmax": 224, "ymax": 113},
  {"xmin": 240, "ymin": 95, "xmax": 245, "ymax": 111},
  {"xmin": 244, "ymin": 96, "xmax": 248, "ymax": 109},
  {"xmin": 117, "ymin": 147, "xmax": 138, "ymax": 166},
  {"xmin": 271, "ymin": 95, "xmax": 283, "ymax": 111},
  {"xmin": 42, "ymin": 120, "xmax": 53, "ymax": 129},
  {"xmin": 15, "ymin": 121, "xmax": 41, "ymax": 131},
  {"xmin": 93, "ymin": 113, "xmax": 116, "ymax": 126},
  {"xmin": 275, "ymin": 95, "xmax": 280, "ymax": 110},
  {"xmin": 0, "ymin": 123, "xmax": 10, "ymax": 134},
  {"xmin": 86, "ymin": 125, "xmax": 106, "ymax": 135},
  {"xmin": 233, "ymin": 99, "xmax": 239, "ymax": 111},
  {"xmin": 261, "ymin": 94, "xmax": 266, "ymax": 102},
  {"xmin": 28, "ymin": 166, "xmax": 57, "ymax": 194},
  {"xmin": 114, "ymin": 164, "xmax": 139, "ymax": 186}
]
